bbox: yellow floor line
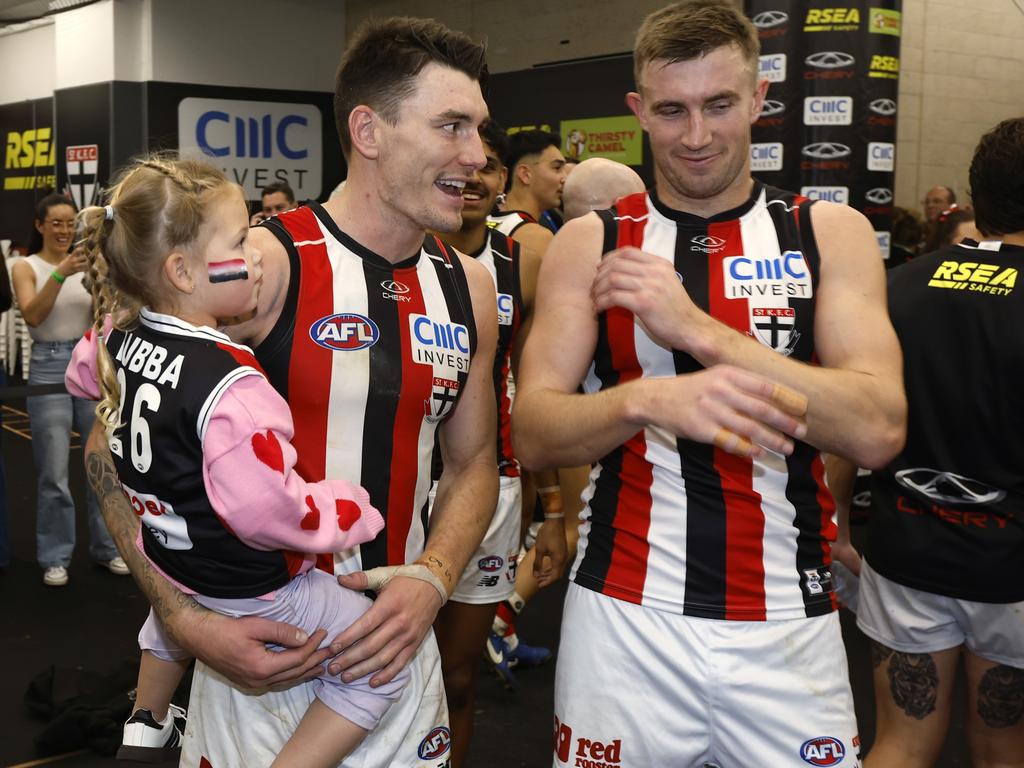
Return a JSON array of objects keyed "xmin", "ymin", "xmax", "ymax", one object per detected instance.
[{"xmin": 6, "ymin": 749, "xmax": 91, "ymax": 768}]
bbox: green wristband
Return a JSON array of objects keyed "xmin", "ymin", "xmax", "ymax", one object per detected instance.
[{"xmin": 51, "ymin": 270, "xmax": 65, "ymax": 285}]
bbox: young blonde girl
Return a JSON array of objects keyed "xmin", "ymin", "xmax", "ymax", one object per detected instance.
[{"xmin": 66, "ymin": 155, "xmax": 406, "ymax": 766}]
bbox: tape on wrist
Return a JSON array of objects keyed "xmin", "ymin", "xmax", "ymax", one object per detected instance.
[
  {"xmin": 415, "ymin": 551, "xmax": 456, "ymax": 599},
  {"xmin": 544, "ymin": 512, "xmax": 566, "ymax": 520},
  {"xmin": 362, "ymin": 562, "xmax": 449, "ymax": 606},
  {"xmin": 537, "ymin": 485, "xmax": 561, "ymax": 495}
]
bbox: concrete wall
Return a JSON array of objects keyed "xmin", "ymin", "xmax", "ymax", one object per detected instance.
[
  {"xmin": 0, "ymin": 23, "xmax": 55, "ymax": 103},
  {"xmin": 895, "ymin": 0, "xmax": 1024, "ymax": 212}
]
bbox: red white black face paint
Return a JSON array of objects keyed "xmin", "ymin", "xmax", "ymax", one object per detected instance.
[{"xmin": 208, "ymin": 259, "xmax": 248, "ymax": 284}]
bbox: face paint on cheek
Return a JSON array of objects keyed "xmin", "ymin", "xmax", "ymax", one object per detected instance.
[{"xmin": 208, "ymin": 259, "xmax": 249, "ymax": 284}]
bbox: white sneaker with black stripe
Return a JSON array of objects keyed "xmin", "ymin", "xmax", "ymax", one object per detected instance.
[{"xmin": 117, "ymin": 704, "xmax": 186, "ymax": 762}]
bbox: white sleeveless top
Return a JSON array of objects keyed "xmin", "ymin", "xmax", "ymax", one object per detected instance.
[{"xmin": 23, "ymin": 254, "xmax": 92, "ymax": 342}]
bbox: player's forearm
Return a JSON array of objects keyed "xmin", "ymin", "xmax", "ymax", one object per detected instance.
[
  {"xmin": 427, "ymin": 456, "xmax": 499, "ymax": 578},
  {"xmin": 695, "ymin": 326, "xmax": 905, "ymax": 468},
  {"xmin": 513, "ymin": 381, "xmax": 647, "ymax": 470},
  {"xmin": 84, "ymin": 425, "xmax": 211, "ymax": 649}
]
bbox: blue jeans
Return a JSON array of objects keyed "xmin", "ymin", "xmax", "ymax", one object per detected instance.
[{"xmin": 28, "ymin": 340, "xmax": 117, "ymax": 568}]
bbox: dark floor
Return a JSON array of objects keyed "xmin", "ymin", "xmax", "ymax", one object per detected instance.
[{"xmin": 0, "ymin": 397, "xmax": 970, "ymax": 768}]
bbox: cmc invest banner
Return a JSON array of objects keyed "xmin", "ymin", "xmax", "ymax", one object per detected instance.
[{"xmin": 746, "ymin": 1, "xmax": 901, "ymax": 260}]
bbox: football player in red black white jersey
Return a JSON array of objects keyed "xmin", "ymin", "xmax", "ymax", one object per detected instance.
[
  {"xmin": 513, "ymin": 2, "xmax": 906, "ymax": 767},
  {"xmin": 431, "ymin": 117, "xmax": 566, "ymax": 768},
  {"xmin": 84, "ymin": 17, "xmax": 499, "ymax": 768}
]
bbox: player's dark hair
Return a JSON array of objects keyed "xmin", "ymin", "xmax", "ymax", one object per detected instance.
[{"xmin": 969, "ymin": 117, "xmax": 1024, "ymax": 236}]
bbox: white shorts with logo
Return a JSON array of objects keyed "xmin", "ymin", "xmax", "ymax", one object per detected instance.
[
  {"xmin": 428, "ymin": 475, "xmax": 521, "ymax": 604},
  {"xmin": 858, "ymin": 560, "xmax": 1024, "ymax": 668},
  {"xmin": 554, "ymin": 583, "xmax": 861, "ymax": 768},
  {"xmin": 181, "ymin": 631, "xmax": 451, "ymax": 768}
]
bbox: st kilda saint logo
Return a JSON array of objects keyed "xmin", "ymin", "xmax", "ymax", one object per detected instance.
[{"xmin": 66, "ymin": 144, "xmax": 100, "ymax": 210}]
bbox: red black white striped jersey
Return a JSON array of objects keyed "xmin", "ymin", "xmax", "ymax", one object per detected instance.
[
  {"xmin": 474, "ymin": 230, "xmax": 523, "ymax": 476},
  {"xmin": 487, "ymin": 209, "xmax": 535, "ymax": 237},
  {"xmin": 258, "ymin": 203, "xmax": 477, "ymax": 574},
  {"xmin": 573, "ymin": 183, "xmax": 838, "ymax": 621}
]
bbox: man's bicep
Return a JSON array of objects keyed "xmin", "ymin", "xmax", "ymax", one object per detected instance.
[
  {"xmin": 512, "ymin": 223, "xmax": 553, "ymax": 256},
  {"xmin": 812, "ymin": 204, "xmax": 902, "ymax": 377},
  {"xmin": 518, "ymin": 216, "xmax": 602, "ymax": 396}
]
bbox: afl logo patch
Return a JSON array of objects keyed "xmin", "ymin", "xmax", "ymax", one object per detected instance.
[
  {"xmin": 478, "ymin": 555, "xmax": 504, "ymax": 572},
  {"xmin": 418, "ymin": 726, "xmax": 451, "ymax": 760},
  {"xmin": 309, "ymin": 313, "xmax": 380, "ymax": 351},
  {"xmin": 800, "ymin": 736, "xmax": 846, "ymax": 766}
]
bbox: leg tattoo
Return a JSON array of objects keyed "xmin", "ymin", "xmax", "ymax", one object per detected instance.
[
  {"xmin": 871, "ymin": 639, "xmax": 894, "ymax": 669},
  {"xmin": 977, "ymin": 664, "xmax": 1024, "ymax": 729},
  {"xmin": 887, "ymin": 651, "xmax": 939, "ymax": 720}
]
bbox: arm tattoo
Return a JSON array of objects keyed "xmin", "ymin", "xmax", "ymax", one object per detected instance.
[
  {"xmin": 870, "ymin": 639, "xmax": 894, "ymax": 669},
  {"xmin": 977, "ymin": 664, "xmax": 1024, "ymax": 728},
  {"xmin": 886, "ymin": 650, "xmax": 939, "ymax": 720},
  {"xmin": 85, "ymin": 448, "xmax": 208, "ymax": 647}
]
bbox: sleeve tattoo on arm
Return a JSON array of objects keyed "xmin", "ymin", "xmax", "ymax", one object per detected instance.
[{"xmin": 85, "ymin": 449, "xmax": 208, "ymax": 647}]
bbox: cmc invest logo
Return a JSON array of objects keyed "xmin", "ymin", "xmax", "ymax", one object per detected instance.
[
  {"xmin": 759, "ymin": 53, "xmax": 787, "ymax": 83},
  {"xmin": 178, "ymin": 97, "xmax": 322, "ymax": 200}
]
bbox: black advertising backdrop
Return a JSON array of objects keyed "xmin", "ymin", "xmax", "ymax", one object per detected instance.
[
  {"xmin": 747, "ymin": 1, "xmax": 902, "ymax": 259},
  {"xmin": 0, "ymin": 81, "xmax": 344, "ymax": 248},
  {"xmin": 0, "ymin": 98, "xmax": 55, "ymax": 249}
]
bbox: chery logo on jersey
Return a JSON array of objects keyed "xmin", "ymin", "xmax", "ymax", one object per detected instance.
[
  {"xmin": 691, "ymin": 234, "xmax": 728, "ymax": 254},
  {"xmin": 380, "ymin": 279, "xmax": 411, "ymax": 303},
  {"xmin": 497, "ymin": 292, "xmax": 514, "ymax": 326},
  {"xmin": 309, "ymin": 313, "xmax": 380, "ymax": 351},
  {"xmin": 800, "ymin": 736, "xmax": 846, "ymax": 766},
  {"xmin": 759, "ymin": 53, "xmax": 787, "ymax": 83},
  {"xmin": 478, "ymin": 555, "xmax": 504, "ymax": 572},
  {"xmin": 410, "ymin": 315, "xmax": 471, "ymax": 373},
  {"xmin": 724, "ymin": 251, "xmax": 812, "ymax": 299},
  {"xmin": 896, "ymin": 468, "xmax": 1007, "ymax": 505},
  {"xmin": 121, "ymin": 482, "xmax": 192, "ymax": 551},
  {"xmin": 417, "ymin": 726, "xmax": 451, "ymax": 760},
  {"xmin": 927, "ymin": 259, "xmax": 1017, "ymax": 296}
]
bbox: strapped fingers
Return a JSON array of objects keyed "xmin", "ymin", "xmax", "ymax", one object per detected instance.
[
  {"xmin": 770, "ymin": 383, "xmax": 808, "ymax": 417},
  {"xmin": 713, "ymin": 427, "xmax": 755, "ymax": 456}
]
